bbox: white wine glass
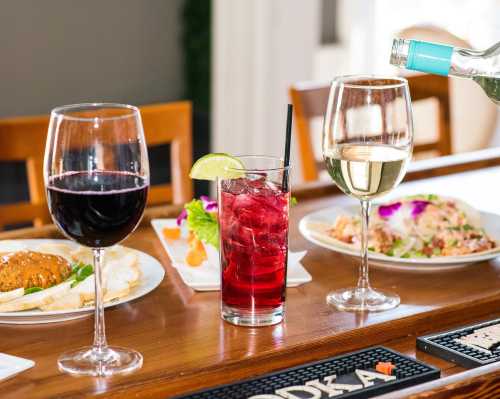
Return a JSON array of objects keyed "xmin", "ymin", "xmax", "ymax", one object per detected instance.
[{"xmin": 323, "ymin": 76, "xmax": 413, "ymax": 311}]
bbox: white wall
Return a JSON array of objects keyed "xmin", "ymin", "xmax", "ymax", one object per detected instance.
[
  {"xmin": 315, "ymin": 0, "xmax": 500, "ymax": 78},
  {"xmin": 0, "ymin": 0, "xmax": 184, "ymax": 117},
  {"xmin": 212, "ymin": 0, "xmax": 321, "ymax": 184}
]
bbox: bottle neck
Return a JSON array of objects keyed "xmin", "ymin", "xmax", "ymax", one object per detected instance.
[{"xmin": 390, "ymin": 38, "xmax": 490, "ymax": 79}]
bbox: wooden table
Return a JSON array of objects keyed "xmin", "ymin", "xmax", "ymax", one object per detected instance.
[{"xmin": 2, "ymin": 164, "xmax": 500, "ymax": 398}]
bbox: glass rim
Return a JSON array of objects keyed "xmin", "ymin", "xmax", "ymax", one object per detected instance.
[
  {"xmin": 51, "ymin": 103, "xmax": 140, "ymax": 121},
  {"xmin": 226, "ymin": 155, "xmax": 291, "ymax": 173},
  {"xmin": 332, "ymin": 75, "xmax": 408, "ymax": 90}
]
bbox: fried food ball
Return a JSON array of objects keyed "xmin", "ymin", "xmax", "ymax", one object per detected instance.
[{"xmin": 0, "ymin": 251, "xmax": 72, "ymax": 292}]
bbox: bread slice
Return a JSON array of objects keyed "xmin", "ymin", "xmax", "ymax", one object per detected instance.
[
  {"xmin": 71, "ymin": 274, "xmax": 95, "ymax": 303},
  {"xmin": 39, "ymin": 291, "xmax": 83, "ymax": 311},
  {"xmin": 0, "ymin": 288, "xmax": 24, "ymax": 304},
  {"xmin": 103, "ymin": 251, "xmax": 140, "ymax": 302},
  {"xmin": 70, "ymin": 250, "xmax": 140, "ymax": 304},
  {"xmin": 69, "ymin": 245, "xmax": 130, "ymax": 266},
  {"xmin": 70, "ymin": 247, "xmax": 93, "ymax": 265},
  {"xmin": 0, "ymin": 281, "xmax": 72, "ymax": 312}
]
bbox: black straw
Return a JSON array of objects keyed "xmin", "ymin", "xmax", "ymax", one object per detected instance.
[{"xmin": 283, "ymin": 104, "xmax": 293, "ymax": 191}]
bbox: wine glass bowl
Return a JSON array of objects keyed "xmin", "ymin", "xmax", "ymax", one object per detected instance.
[
  {"xmin": 323, "ymin": 76, "xmax": 413, "ymax": 312},
  {"xmin": 44, "ymin": 103, "xmax": 149, "ymax": 376}
]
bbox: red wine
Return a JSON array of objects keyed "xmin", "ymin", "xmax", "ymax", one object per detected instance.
[{"xmin": 47, "ymin": 171, "xmax": 149, "ymax": 248}]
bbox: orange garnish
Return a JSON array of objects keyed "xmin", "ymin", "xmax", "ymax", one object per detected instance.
[
  {"xmin": 376, "ymin": 361, "xmax": 396, "ymax": 375},
  {"xmin": 185, "ymin": 236, "xmax": 207, "ymax": 267},
  {"xmin": 187, "ymin": 231, "xmax": 196, "ymax": 244},
  {"xmin": 163, "ymin": 227, "xmax": 181, "ymax": 240},
  {"xmin": 192, "ymin": 238, "xmax": 206, "ymax": 254},
  {"xmin": 185, "ymin": 248, "xmax": 205, "ymax": 266}
]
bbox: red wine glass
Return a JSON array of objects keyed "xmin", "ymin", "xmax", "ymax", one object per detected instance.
[{"xmin": 44, "ymin": 103, "xmax": 149, "ymax": 376}]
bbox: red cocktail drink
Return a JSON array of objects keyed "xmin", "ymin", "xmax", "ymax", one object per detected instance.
[{"xmin": 218, "ymin": 157, "xmax": 290, "ymax": 326}]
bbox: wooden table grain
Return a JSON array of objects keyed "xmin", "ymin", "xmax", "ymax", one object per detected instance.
[{"xmin": 2, "ymin": 166, "xmax": 500, "ymax": 398}]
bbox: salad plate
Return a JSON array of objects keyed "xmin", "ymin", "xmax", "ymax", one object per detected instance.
[
  {"xmin": 299, "ymin": 196, "xmax": 500, "ymax": 271},
  {"xmin": 151, "ymin": 219, "xmax": 312, "ymax": 290},
  {"xmin": 151, "ymin": 196, "xmax": 312, "ymax": 290}
]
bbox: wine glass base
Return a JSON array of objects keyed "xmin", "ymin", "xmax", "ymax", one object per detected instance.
[
  {"xmin": 58, "ymin": 346, "xmax": 143, "ymax": 376},
  {"xmin": 326, "ymin": 287, "xmax": 400, "ymax": 312}
]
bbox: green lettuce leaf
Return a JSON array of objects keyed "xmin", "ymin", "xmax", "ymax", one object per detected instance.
[{"xmin": 185, "ymin": 199, "xmax": 219, "ymax": 249}]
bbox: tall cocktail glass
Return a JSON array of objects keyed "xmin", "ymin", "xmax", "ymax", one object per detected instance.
[{"xmin": 218, "ymin": 156, "xmax": 290, "ymax": 326}]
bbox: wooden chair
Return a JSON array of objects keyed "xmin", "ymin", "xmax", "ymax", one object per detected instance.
[
  {"xmin": 0, "ymin": 101, "xmax": 193, "ymax": 229},
  {"xmin": 289, "ymin": 77, "xmax": 452, "ymax": 182},
  {"xmin": 140, "ymin": 101, "xmax": 193, "ymax": 205},
  {"xmin": 0, "ymin": 114, "xmax": 52, "ymax": 229}
]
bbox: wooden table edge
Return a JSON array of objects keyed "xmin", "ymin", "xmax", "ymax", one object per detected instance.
[
  {"xmin": 378, "ymin": 361, "xmax": 500, "ymax": 398},
  {"xmin": 89, "ymin": 295, "xmax": 500, "ymax": 398}
]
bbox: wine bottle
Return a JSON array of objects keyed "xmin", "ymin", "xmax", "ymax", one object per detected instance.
[{"xmin": 390, "ymin": 38, "xmax": 500, "ymax": 105}]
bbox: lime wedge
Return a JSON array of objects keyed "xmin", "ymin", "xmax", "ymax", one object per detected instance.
[{"xmin": 189, "ymin": 153, "xmax": 245, "ymax": 181}]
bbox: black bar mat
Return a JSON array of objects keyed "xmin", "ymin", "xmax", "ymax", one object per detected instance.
[
  {"xmin": 417, "ymin": 318, "xmax": 500, "ymax": 368},
  {"xmin": 174, "ymin": 346, "xmax": 440, "ymax": 399}
]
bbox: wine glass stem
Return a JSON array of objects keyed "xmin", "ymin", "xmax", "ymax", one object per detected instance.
[
  {"xmin": 92, "ymin": 248, "xmax": 108, "ymax": 355},
  {"xmin": 357, "ymin": 200, "xmax": 371, "ymax": 291}
]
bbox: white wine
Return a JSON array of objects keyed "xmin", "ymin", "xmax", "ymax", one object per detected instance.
[
  {"xmin": 473, "ymin": 76, "xmax": 500, "ymax": 105},
  {"xmin": 325, "ymin": 144, "xmax": 409, "ymax": 200}
]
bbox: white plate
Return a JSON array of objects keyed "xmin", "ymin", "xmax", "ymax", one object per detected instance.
[
  {"xmin": 0, "ymin": 239, "xmax": 165, "ymax": 324},
  {"xmin": 299, "ymin": 205, "xmax": 500, "ymax": 271},
  {"xmin": 151, "ymin": 219, "xmax": 312, "ymax": 291}
]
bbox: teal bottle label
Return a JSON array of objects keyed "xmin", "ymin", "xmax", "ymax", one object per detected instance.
[{"xmin": 407, "ymin": 40, "xmax": 453, "ymax": 76}]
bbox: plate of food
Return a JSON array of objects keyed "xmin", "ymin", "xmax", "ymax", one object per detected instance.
[
  {"xmin": 299, "ymin": 194, "xmax": 500, "ymax": 271},
  {"xmin": 0, "ymin": 239, "xmax": 164, "ymax": 324},
  {"xmin": 151, "ymin": 196, "xmax": 311, "ymax": 291}
]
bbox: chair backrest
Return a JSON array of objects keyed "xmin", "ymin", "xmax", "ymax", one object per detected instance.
[
  {"xmin": 290, "ymin": 75, "xmax": 452, "ymax": 182},
  {"xmin": 0, "ymin": 114, "xmax": 51, "ymax": 228},
  {"xmin": 0, "ymin": 101, "xmax": 193, "ymax": 229},
  {"xmin": 289, "ymin": 82, "xmax": 330, "ymax": 182},
  {"xmin": 140, "ymin": 101, "xmax": 193, "ymax": 206}
]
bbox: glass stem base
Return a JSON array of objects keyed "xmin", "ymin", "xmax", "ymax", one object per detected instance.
[
  {"xmin": 57, "ymin": 345, "xmax": 143, "ymax": 376},
  {"xmin": 326, "ymin": 287, "xmax": 400, "ymax": 312},
  {"xmin": 221, "ymin": 304, "xmax": 283, "ymax": 327}
]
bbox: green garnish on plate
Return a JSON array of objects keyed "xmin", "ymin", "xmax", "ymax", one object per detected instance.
[
  {"xmin": 184, "ymin": 199, "xmax": 219, "ymax": 249},
  {"xmin": 24, "ymin": 287, "xmax": 43, "ymax": 295},
  {"xmin": 69, "ymin": 262, "xmax": 94, "ymax": 288}
]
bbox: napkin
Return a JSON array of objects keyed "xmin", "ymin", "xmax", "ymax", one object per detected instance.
[
  {"xmin": 151, "ymin": 219, "xmax": 312, "ymax": 292},
  {"xmin": 0, "ymin": 353, "xmax": 34, "ymax": 382}
]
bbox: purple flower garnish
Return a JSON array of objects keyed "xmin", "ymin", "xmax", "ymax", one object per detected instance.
[
  {"xmin": 378, "ymin": 202, "xmax": 402, "ymax": 218},
  {"xmin": 200, "ymin": 195, "xmax": 218, "ymax": 212},
  {"xmin": 205, "ymin": 202, "xmax": 218, "ymax": 212},
  {"xmin": 410, "ymin": 200, "xmax": 430, "ymax": 218},
  {"xmin": 176, "ymin": 208, "xmax": 187, "ymax": 226}
]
